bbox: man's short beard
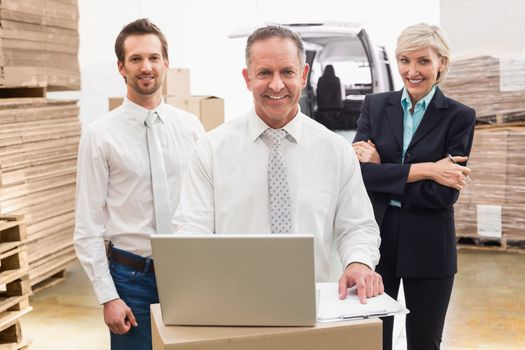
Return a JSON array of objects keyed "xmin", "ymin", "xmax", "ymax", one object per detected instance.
[{"xmin": 130, "ymin": 79, "xmax": 161, "ymax": 96}]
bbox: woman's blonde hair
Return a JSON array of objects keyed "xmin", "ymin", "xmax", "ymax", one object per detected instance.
[{"xmin": 395, "ymin": 23, "xmax": 451, "ymax": 84}]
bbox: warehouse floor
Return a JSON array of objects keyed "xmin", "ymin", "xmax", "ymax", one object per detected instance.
[{"xmin": 20, "ymin": 249, "xmax": 525, "ymax": 350}]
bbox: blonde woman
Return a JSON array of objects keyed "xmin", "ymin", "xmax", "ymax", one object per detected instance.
[{"xmin": 353, "ymin": 23, "xmax": 475, "ymax": 350}]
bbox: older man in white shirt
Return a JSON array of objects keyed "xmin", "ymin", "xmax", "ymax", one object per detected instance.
[{"xmin": 173, "ymin": 25, "xmax": 383, "ymax": 303}]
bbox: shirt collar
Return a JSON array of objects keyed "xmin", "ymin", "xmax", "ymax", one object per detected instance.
[
  {"xmin": 401, "ymin": 85, "xmax": 437, "ymax": 112},
  {"xmin": 248, "ymin": 107, "xmax": 303, "ymax": 144},
  {"xmin": 122, "ymin": 97, "xmax": 167, "ymax": 125}
]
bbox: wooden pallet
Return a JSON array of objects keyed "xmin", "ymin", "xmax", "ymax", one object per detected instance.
[
  {"xmin": 0, "ymin": 217, "xmax": 31, "ymax": 349},
  {"xmin": 0, "ymin": 337, "xmax": 31, "ymax": 350},
  {"xmin": 31, "ymin": 269, "xmax": 67, "ymax": 294},
  {"xmin": 29, "ymin": 248, "xmax": 76, "ymax": 287},
  {"xmin": 0, "ymin": 314, "xmax": 32, "ymax": 349},
  {"xmin": 476, "ymin": 109, "xmax": 525, "ymax": 125},
  {"xmin": 457, "ymin": 235, "xmax": 525, "ymax": 254},
  {"xmin": 0, "ymin": 87, "xmax": 46, "ymax": 99}
]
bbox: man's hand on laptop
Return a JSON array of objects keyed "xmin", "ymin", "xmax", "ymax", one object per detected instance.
[
  {"xmin": 338, "ymin": 262, "xmax": 384, "ymax": 304},
  {"xmin": 103, "ymin": 298, "xmax": 138, "ymax": 334}
]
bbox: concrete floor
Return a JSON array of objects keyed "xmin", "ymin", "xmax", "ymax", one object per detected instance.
[{"xmin": 19, "ymin": 249, "xmax": 525, "ymax": 350}]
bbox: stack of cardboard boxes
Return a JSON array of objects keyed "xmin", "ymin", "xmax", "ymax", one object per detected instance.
[
  {"xmin": 0, "ymin": 0, "xmax": 80, "ymax": 291},
  {"xmin": 439, "ymin": 55, "xmax": 525, "ymax": 246},
  {"xmin": 109, "ymin": 68, "xmax": 224, "ymax": 132},
  {"xmin": 0, "ymin": 0, "xmax": 80, "ymax": 90},
  {"xmin": 441, "ymin": 56, "xmax": 525, "ymax": 122},
  {"xmin": 0, "ymin": 99, "xmax": 80, "ymax": 288},
  {"xmin": 454, "ymin": 126, "xmax": 525, "ymax": 246}
]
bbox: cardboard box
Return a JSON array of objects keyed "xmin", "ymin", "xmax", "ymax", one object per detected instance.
[
  {"xmin": 108, "ymin": 97, "xmax": 124, "ymax": 111},
  {"xmin": 166, "ymin": 95, "xmax": 224, "ymax": 132},
  {"xmin": 151, "ymin": 304, "xmax": 381, "ymax": 350},
  {"xmin": 163, "ymin": 68, "xmax": 191, "ymax": 97},
  {"xmin": 108, "ymin": 95, "xmax": 224, "ymax": 132}
]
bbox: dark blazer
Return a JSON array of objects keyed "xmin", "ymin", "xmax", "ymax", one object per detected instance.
[{"xmin": 354, "ymin": 87, "xmax": 476, "ymax": 278}]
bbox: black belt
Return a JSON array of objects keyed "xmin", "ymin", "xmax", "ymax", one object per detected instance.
[{"xmin": 108, "ymin": 245, "xmax": 155, "ymax": 273}]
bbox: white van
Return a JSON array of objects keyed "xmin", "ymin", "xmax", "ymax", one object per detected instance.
[{"xmin": 230, "ymin": 22, "xmax": 394, "ymax": 131}]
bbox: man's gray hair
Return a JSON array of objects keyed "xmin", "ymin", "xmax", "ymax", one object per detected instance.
[{"xmin": 245, "ymin": 25, "xmax": 306, "ymax": 67}]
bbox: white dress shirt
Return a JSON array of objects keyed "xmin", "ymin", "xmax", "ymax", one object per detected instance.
[
  {"xmin": 74, "ymin": 97, "xmax": 204, "ymax": 304},
  {"xmin": 173, "ymin": 109, "xmax": 380, "ymax": 282}
]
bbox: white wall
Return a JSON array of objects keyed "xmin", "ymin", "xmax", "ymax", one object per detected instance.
[
  {"xmin": 441, "ymin": 0, "xmax": 525, "ymax": 58},
  {"xmin": 67, "ymin": 0, "xmax": 439, "ymax": 124}
]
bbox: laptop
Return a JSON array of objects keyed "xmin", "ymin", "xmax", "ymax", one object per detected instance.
[{"xmin": 151, "ymin": 234, "xmax": 317, "ymax": 326}]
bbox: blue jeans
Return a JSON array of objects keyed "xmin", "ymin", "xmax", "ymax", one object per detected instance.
[{"xmin": 109, "ymin": 246, "xmax": 158, "ymax": 350}]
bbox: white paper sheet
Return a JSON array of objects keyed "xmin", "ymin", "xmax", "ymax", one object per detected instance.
[{"xmin": 316, "ymin": 282, "xmax": 409, "ymax": 323}]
